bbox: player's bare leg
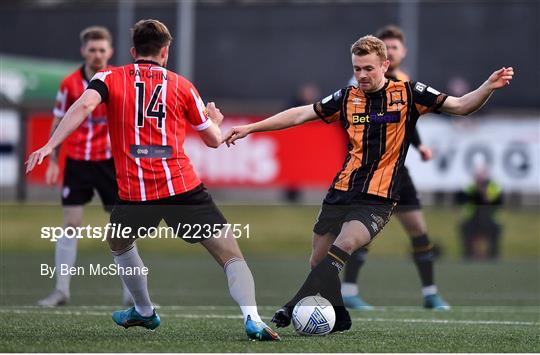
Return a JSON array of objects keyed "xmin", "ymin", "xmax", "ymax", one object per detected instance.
[
  {"xmin": 309, "ymin": 232, "xmax": 335, "ymax": 269},
  {"xmin": 395, "ymin": 210, "xmax": 450, "ymax": 310},
  {"xmin": 201, "ymin": 227, "xmax": 280, "ymax": 341},
  {"xmin": 38, "ymin": 206, "xmax": 83, "ymax": 306}
]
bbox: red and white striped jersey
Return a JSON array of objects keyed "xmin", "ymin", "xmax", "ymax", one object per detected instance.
[
  {"xmin": 53, "ymin": 66, "xmax": 112, "ymax": 161},
  {"xmin": 88, "ymin": 60, "xmax": 212, "ymax": 202}
]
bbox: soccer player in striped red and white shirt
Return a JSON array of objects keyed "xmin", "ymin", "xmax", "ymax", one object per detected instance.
[
  {"xmin": 38, "ymin": 26, "xmax": 132, "ymax": 307},
  {"xmin": 27, "ymin": 19, "xmax": 279, "ymax": 341}
]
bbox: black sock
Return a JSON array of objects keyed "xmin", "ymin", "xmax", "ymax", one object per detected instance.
[
  {"xmin": 410, "ymin": 234, "xmax": 435, "ymax": 287},
  {"xmin": 343, "ymin": 247, "xmax": 368, "ymax": 284},
  {"xmin": 285, "ymin": 245, "xmax": 350, "ymax": 309}
]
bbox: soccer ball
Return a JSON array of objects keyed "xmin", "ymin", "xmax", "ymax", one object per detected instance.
[{"xmin": 291, "ymin": 296, "xmax": 336, "ymax": 336}]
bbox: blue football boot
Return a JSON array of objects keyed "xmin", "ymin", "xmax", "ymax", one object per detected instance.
[
  {"xmin": 112, "ymin": 306, "xmax": 161, "ymax": 330},
  {"xmin": 245, "ymin": 315, "xmax": 281, "ymax": 341},
  {"xmin": 424, "ymin": 294, "xmax": 451, "ymax": 310},
  {"xmin": 343, "ymin": 295, "xmax": 375, "ymax": 310}
]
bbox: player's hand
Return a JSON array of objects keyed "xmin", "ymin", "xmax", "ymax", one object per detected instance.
[
  {"xmin": 206, "ymin": 102, "xmax": 223, "ymax": 126},
  {"xmin": 45, "ymin": 159, "xmax": 60, "ymax": 185},
  {"xmin": 486, "ymin": 67, "xmax": 514, "ymax": 90},
  {"xmin": 26, "ymin": 145, "xmax": 53, "ymax": 174},
  {"xmin": 418, "ymin": 144, "xmax": 433, "ymax": 162},
  {"xmin": 223, "ymin": 126, "xmax": 251, "ymax": 147}
]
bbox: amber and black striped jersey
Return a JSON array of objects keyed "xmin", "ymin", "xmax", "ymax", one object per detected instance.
[{"xmin": 313, "ymin": 79, "xmax": 447, "ymax": 201}]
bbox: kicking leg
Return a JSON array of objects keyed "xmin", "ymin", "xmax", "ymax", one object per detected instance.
[{"xmin": 272, "ymin": 221, "xmax": 371, "ymax": 330}]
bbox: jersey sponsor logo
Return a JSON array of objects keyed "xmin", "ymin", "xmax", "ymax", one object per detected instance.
[
  {"xmin": 414, "ymin": 82, "xmax": 427, "ymax": 93},
  {"xmin": 130, "ymin": 145, "xmax": 173, "ymax": 158},
  {"xmin": 352, "ymin": 111, "xmax": 400, "ymax": 125},
  {"xmin": 85, "ymin": 116, "xmax": 107, "ymax": 125}
]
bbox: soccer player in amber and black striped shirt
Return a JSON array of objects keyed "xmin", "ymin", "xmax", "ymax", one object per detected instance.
[
  {"xmin": 342, "ymin": 25, "xmax": 450, "ymax": 311},
  {"xmin": 224, "ymin": 35, "xmax": 513, "ymax": 332}
]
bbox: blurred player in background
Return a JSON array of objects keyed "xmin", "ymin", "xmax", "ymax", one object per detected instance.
[
  {"xmin": 342, "ymin": 25, "xmax": 450, "ymax": 310},
  {"xmin": 38, "ymin": 26, "xmax": 133, "ymax": 307},
  {"xmin": 27, "ymin": 19, "xmax": 279, "ymax": 341},
  {"xmin": 224, "ymin": 35, "xmax": 513, "ymax": 332},
  {"xmin": 458, "ymin": 167, "xmax": 503, "ymax": 260}
]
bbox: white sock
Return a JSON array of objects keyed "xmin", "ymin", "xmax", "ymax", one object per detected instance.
[
  {"xmin": 341, "ymin": 282, "xmax": 358, "ymax": 297},
  {"xmin": 422, "ymin": 285, "xmax": 438, "ymax": 297},
  {"xmin": 55, "ymin": 234, "xmax": 77, "ymax": 296},
  {"xmin": 121, "ymin": 280, "xmax": 133, "ymax": 305},
  {"xmin": 224, "ymin": 258, "xmax": 262, "ymax": 323},
  {"xmin": 113, "ymin": 244, "xmax": 153, "ymax": 317}
]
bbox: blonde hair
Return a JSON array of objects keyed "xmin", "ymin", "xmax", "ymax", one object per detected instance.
[{"xmin": 350, "ymin": 35, "xmax": 387, "ymax": 62}]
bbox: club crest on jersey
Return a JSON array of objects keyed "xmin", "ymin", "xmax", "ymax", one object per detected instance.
[
  {"xmin": 352, "ymin": 111, "xmax": 400, "ymax": 125},
  {"xmin": 389, "ymin": 90, "xmax": 405, "ymax": 105}
]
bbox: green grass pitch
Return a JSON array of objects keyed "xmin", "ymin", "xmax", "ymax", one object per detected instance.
[{"xmin": 1, "ymin": 204, "xmax": 539, "ymax": 352}]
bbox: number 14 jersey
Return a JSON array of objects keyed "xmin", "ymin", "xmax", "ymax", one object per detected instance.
[{"xmin": 88, "ymin": 59, "xmax": 211, "ymax": 202}]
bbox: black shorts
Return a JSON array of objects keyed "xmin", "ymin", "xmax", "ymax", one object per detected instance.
[
  {"xmin": 313, "ymin": 189, "xmax": 395, "ymax": 239},
  {"xmin": 109, "ymin": 184, "xmax": 228, "ymax": 244},
  {"xmin": 395, "ymin": 166, "xmax": 421, "ymax": 213},
  {"xmin": 61, "ymin": 158, "xmax": 117, "ymax": 212}
]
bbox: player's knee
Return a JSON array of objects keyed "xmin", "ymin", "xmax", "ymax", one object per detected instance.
[
  {"xmin": 335, "ymin": 224, "xmax": 370, "ymax": 253},
  {"xmin": 334, "ymin": 238, "xmax": 358, "ymax": 255},
  {"xmin": 107, "ymin": 233, "xmax": 135, "ymax": 253}
]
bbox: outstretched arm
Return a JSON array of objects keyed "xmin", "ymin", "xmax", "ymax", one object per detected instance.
[
  {"xmin": 223, "ymin": 105, "xmax": 318, "ymax": 146},
  {"xmin": 441, "ymin": 67, "xmax": 514, "ymax": 116},
  {"xmin": 26, "ymin": 89, "xmax": 102, "ymax": 173},
  {"xmin": 198, "ymin": 102, "xmax": 224, "ymax": 148}
]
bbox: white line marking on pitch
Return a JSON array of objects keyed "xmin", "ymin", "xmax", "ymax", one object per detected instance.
[
  {"xmin": 3, "ymin": 305, "xmax": 539, "ymax": 314},
  {"xmin": 0, "ymin": 309, "xmax": 538, "ymax": 326}
]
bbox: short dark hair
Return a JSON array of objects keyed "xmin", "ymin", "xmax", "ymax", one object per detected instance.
[
  {"xmin": 376, "ymin": 25, "xmax": 405, "ymax": 44},
  {"xmin": 79, "ymin": 26, "xmax": 112, "ymax": 46},
  {"xmin": 132, "ymin": 19, "xmax": 172, "ymax": 56}
]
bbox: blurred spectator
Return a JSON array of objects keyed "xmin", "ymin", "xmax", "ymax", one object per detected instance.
[
  {"xmin": 283, "ymin": 83, "xmax": 321, "ymax": 203},
  {"xmin": 457, "ymin": 168, "xmax": 503, "ymax": 260}
]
